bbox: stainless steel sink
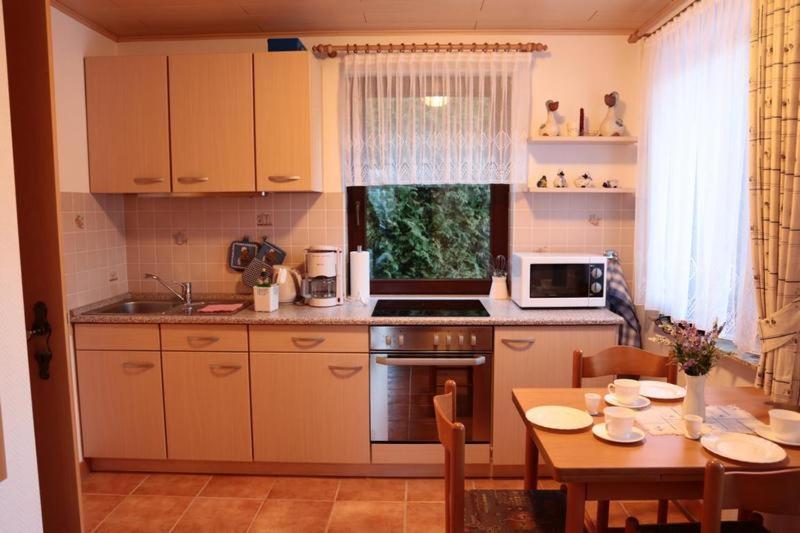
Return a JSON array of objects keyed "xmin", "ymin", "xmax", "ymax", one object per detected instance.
[{"xmin": 88, "ymin": 300, "xmax": 178, "ymax": 315}]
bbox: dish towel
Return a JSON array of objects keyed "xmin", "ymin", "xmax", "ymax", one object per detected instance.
[{"xmin": 606, "ymin": 258, "xmax": 642, "ymax": 347}]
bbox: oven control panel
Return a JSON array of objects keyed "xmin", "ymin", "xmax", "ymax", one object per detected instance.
[{"xmin": 370, "ymin": 326, "xmax": 493, "ymax": 352}]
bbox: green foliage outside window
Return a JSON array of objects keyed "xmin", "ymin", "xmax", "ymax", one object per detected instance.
[{"xmin": 366, "ymin": 185, "xmax": 491, "ymax": 280}]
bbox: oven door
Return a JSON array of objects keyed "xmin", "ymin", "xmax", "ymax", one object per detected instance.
[{"xmin": 369, "ymin": 352, "xmax": 492, "ymax": 444}]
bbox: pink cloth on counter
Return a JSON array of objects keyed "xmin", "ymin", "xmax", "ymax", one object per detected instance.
[{"xmin": 198, "ymin": 303, "xmax": 245, "ymax": 313}]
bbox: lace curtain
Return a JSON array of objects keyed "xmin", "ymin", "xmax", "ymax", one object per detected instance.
[
  {"xmin": 635, "ymin": 0, "xmax": 759, "ymax": 351},
  {"xmin": 340, "ymin": 52, "xmax": 531, "ymax": 186}
]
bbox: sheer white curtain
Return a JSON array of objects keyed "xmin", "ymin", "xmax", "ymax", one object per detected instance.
[
  {"xmin": 340, "ymin": 52, "xmax": 531, "ymax": 186},
  {"xmin": 635, "ymin": 0, "xmax": 759, "ymax": 351}
]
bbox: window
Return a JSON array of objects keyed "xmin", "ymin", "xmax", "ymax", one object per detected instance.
[{"xmin": 347, "ymin": 184, "xmax": 509, "ymax": 294}]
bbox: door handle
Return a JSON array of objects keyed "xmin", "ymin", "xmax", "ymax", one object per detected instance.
[
  {"xmin": 122, "ymin": 362, "xmax": 155, "ymax": 370},
  {"xmin": 133, "ymin": 177, "xmax": 165, "ymax": 185},
  {"xmin": 209, "ymin": 364, "xmax": 242, "ymax": 371},
  {"xmin": 328, "ymin": 365, "xmax": 363, "ymax": 378},
  {"xmin": 267, "ymin": 175, "xmax": 301, "ymax": 183},
  {"xmin": 187, "ymin": 336, "xmax": 220, "ymax": 344},
  {"xmin": 177, "ymin": 176, "xmax": 209, "ymax": 184},
  {"xmin": 375, "ymin": 356, "xmax": 486, "ymax": 367},
  {"xmin": 291, "ymin": 337, "xmax": 325, "ymax": 347},
  {"xmin": 501, "ymin": 338, "xmax": 536, "ymax": 350},
  {"xmin": 26, "ymin": 301, "xmax": 52, "ymax": 380}
]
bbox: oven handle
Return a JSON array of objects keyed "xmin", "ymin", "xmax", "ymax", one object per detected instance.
[{"xmin": 374, "ymin": 355, "xmax": 486, "ymax": 367}]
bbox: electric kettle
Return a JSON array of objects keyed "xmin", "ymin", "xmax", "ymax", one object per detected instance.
[{"xmin": 272, "ymin": 265, "xmax": 302, "ymax": 303}]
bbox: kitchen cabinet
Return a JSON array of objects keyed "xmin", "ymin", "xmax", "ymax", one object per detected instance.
[
  {"xmin": 162, "ymin": 351, "xmax": 252, "ymax": 461},
  {"xmin": 249, "ymin": 325, "xmax": 368, "ymax": 353},
  {"xmin": 76, "ymin": 350, "xmax": 166, "ymax": 459},
  {"xmin": 251, "ymin": 352, "xmax": 370, "ymax": 463},
  {"xmin": 492, "ymin": 326, "xmax": 617, "ymax": 466},
  {"xmin": 169, "ymin": 53, "xmax": 255, "ymax": 192},
  {"xmin": 161, "ymin": 324, "xmax": 248, "ymax": 352},
  {"xmin": 254, "ymin": 52, "xmax": 322, "ymax": 192},
  {"xmin": 85, "ymin": 55, "xmax": 171, "ymax": 193}
]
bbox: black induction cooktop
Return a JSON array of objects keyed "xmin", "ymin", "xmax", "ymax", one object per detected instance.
[{"xmin": 371, "ymin": 299, "xmax": 489, "ymax": 318}]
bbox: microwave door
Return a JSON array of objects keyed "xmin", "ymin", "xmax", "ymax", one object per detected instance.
[{"xmin": 529, "ymin": 263, "xmax": 591, "ymax": 306}]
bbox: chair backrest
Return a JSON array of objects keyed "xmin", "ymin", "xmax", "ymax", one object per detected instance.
[
  {"xmin": 433, "ymin": 379, "xmax": 465, "ymax": 533},
  {"xmin": 701, "ymin": 460, "xmax": 800, "ymax": 533},
  {"xmin": 572, "ymin": 346, "xmax": 677, "ymax": 388}
]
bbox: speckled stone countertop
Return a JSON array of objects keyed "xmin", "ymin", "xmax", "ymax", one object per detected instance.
[{"xmin": 70, "ymin": 293, "xmax": 625, "ymax": 327}]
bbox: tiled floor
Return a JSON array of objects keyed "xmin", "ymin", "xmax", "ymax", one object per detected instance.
[{"xmin": 82, "ymin": 472, "xmax": 695, "ymax": 532}]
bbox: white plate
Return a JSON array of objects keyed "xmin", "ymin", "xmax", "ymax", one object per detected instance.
[
  {"xmin": 754, "ymin": 424, "xmax": 800, "ymax": 447},
  {"xmin": 639, "ymin": 381, "xmax": 686, "ymax": 400},
  {"xmin": 526, "ymin": 405, "xmax": 593, "ymax": 431},
  {"xmin": 592, "ymin": 423, "xmax": 646, "ymax": 444},
  {"xmin": 604, "ymin": 393, "xmax": 651, "ymax": 409},
  {"xmin": 701, "ymin": 432, "xmax": 787, "ymax": 464}
]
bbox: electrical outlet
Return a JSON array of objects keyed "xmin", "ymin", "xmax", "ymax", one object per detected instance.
[
  {"xmin": 108, "ymin": 271, "xmax": 118, "ymax": 282},
  {"xmin": 257, "ymin": 213, "xmax": 272, "ymax": 226}
]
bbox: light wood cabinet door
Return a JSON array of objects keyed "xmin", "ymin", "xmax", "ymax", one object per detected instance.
[
  {"xmin": 251, "ymin": 352, "xmax": 369, "ymax": 463},
  {"xmin": 254, "ymin": 52, "xmax": 322, "ymax": 192},
  {"xmin": 85, "ymin": 55, "xmax": 171, "ymax": 193},
  {"xmin": 492, "ymin": 326, "xmax": 617, "ymax": 466},
  {"xmin": 162, "ymin": 351, "xmax": 252, "ymax": 461},
  {"xmin": 76, "ymin": 351, "xmax": 166, "ymax": 459},
  {"xmin": 169, "ymin": 53, "xmax": 255, "ymax": 192}
]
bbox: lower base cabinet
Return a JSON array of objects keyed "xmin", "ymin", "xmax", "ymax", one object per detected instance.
[
  {"xmin": 162, "ymin": 351, "xmax": 252, "ymax": 461},
  {"xmin": 250, "ymin": 352, "xmax": 370, "ymax": 464}
]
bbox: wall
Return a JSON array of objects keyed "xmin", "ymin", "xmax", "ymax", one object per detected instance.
[{"xmin": 0, "ymin": 5, "xmax": 44, "ymax": 531}]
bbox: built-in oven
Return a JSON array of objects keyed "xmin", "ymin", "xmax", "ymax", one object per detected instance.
[{"xmin": 369, "ymin": 325, "xmax": 493, "ymax": 444}]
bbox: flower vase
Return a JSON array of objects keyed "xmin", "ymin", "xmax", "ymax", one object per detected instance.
[{"xmin": 683, "ymin": 374, "xmax": 707, "ymax": 420}]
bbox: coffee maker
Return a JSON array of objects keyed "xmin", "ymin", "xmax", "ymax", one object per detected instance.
[{"xmin": 302, "ymin": 246, "xmax": 344, "ymax": 307}]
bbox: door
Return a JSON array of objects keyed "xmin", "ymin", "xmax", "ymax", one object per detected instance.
[
  {"xmin": 169, "ymin": 53, "xmax": 255, "ymax": 192},
  {"xmin": 251, "ymin": 352, "xmax": 370, "ymax": 463},
  {"xmin": 76, "ymin": 351, "xmax": 166, "ymax": 459},
  {"xmin": 85, "ymin": 55, "xmax": 170, "ymax": 193},
  {"xmin": 2, "ymin": 0, "xmax": 83, "ymax": 529},
  {"xmin": 162, "ymin": 351, "xmax": 252, "ymax": 461},
  {"xmin": 254, "ymin": 51, "xmax": 322, "ymax": 192}
]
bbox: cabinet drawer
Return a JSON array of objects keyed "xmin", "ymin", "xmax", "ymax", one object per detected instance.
[
  {"xmin": 74, "ymin": 323, "xmax": 160, "ymax": 351},
  {"xmin": 249, "ymin": 325, "xmax": 368, "ymax": 353},
  {"xmin": 161, "ymin": 324, "xmax": 248, "ymax": 352}
]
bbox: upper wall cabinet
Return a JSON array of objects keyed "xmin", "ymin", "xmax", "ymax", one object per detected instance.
[
  {"xmin": 254, "ymin": 52, "xmax": 322, "ymax": 192},
  {"xmin": 169, "ymin": 53, "xmax": 255, "ymax": 193},
  {"xmin": 85, "ymin": 55, "xmax": 171, "ymax": 193}
]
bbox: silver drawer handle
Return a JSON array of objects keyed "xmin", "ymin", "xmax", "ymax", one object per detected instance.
[
  {"xmin": 291, "ymin": 336, "xmax": 325, "ymax": 346},
  {"xmin": 328, "ymin": 365, "xmax": 363, "ymax": 371},
  {"xmin": 501, "ymin": 338, "xmax": 536, "ymax": 349},
  {"xmin": 375, "ymin": 356, "xmax": 486, "ymax": 367},
  {"xmin": 177, "ymin": 176, "xmax": 209, "ymax": 184},
  {"xmin": 209, "ymin": 364, "xmax": 242, "ymax": 371},
  {"xmin": 133, "ymin": 177, "xmax": 165, "ymax": 185},
  {"xmin": 187, "ymin": 336, "xmax": 220, "ymax": 344},
  {"xmin": 268, "ymin": 175, "xmax": 301, "ymax": 183},
  {"xmin": 122, "ymin": 362, "xmax": 155, "ymax": 369}
]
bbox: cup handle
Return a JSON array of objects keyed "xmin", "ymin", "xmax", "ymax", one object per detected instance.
[{"xmin": 607, "ymin": 384, "xmax": 615, "ymax": 395}]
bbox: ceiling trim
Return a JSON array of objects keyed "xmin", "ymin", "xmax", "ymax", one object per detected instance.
[{"xmin": 50, "ymin": 0, "xmax": 119, "ymax": 42}]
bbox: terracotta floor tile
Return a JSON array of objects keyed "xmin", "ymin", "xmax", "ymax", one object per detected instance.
[
  {"xmin": 95, "ymin": 495, "xmax": 192, "ymax": 533},
  {"xmin": 327, "ymin": 501, "xmax": 404, "ymax": 533},
  {"xmin": 407, "ymin": 478, "xmax": 445, "ymax": 502},
  {"xmin": 337, "ymin": 478, "xmax": 406, "ymax": 501},
  {"xmin": 133, "ymin": 473, "xmax": 211, "ymax": 497},
  {"xmin": 199, "ymin": 475, "xmax": 274, "ymax": 499},
  {"xmin": 268, "ymin": 477, "xmax": 339, "ymax": 501},
  {"xmin": 470, "ymin": 478, "xmax": 524, "ymax": 490},
  {"xmin": 407, "ymin": 502, "xmax": 445, "ymax": 533},
  {"xmin": 82, "ymin": 494, "xmax": 124, "ymax": 532},
  {"xmin": 249, "ymin": 499, "xmax": 333, "ymax": 533},
  {"xmin": 171, "ymin": 497, "xmax": 261, "ymax": 532},
  {"xmin": 82, "ymin": 472, "xmax": 148, "ymax": 495},
  {"xmin": 622, "ymin": 500, "xmax": 690, "ymax": 524},
  {"xmin": 585, "ymin": 500, "xmax": 629, "ymax": 528}
]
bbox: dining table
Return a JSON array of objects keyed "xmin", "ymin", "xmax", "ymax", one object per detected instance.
[{"xmin": 512, "ymin": 386, "xmax": 800, "ymax": 533}]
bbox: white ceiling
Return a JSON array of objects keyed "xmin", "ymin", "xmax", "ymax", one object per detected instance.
[{"xmin": 53, "ymin": 0, "xmax": 677, "ymax": 40}]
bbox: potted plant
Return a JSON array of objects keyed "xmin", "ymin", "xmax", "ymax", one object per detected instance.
[{"xmin": 651, "ymin": 317, "xmax": 724, "ymax": 419}]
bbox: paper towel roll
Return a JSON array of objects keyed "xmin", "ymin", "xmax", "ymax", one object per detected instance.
[{"xmin": 349, "ymin": 250, "xmax": 370, "ymax": 304}]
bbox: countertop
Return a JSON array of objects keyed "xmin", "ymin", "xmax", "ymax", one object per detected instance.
[{"xmin": 70, "ymin": 293, "xmax": 625, "ymax": 327}]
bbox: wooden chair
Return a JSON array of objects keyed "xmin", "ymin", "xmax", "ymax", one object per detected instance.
[
  {"xmin": 573, "ymin": 346, "xmax": 677, "ymax": 531},
  {"xmin": 624, "ymin": 459, "xmax": 795, "ymax": 532},
  {"xmin": 434, "ymin": 380, "xmax": 567, "ymax": 533}
]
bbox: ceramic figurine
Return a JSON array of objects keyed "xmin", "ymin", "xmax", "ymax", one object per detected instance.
[
  {"xmin": 538, "ymin": 100, "xmax": 560, "ymax": 137},
  {"xmin": 575, "ymin": 173, "xmax": 594, "ymax": 188},
  {"xmin": 599, "ymin": 92, "xmax": 625, "ymax": 137},
  {"xmin": 554, "ymin": 170, "xmax": 567, "ymax": 188},
  {"xmin": 602, "ymin": 179, "xmax": 620, "ymax": 188},
  {"xmin": 536, "ymin": 175, "xmax": 548, "ymax": 188}
]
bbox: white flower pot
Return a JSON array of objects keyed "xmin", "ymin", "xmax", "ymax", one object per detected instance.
[
  {"xmin": 253, "ymin": 285, "xmax": 279, "ymax": 313},
  {"xmin": 683, "ymin": 374, "xmax": 707, "ymax": 420}
]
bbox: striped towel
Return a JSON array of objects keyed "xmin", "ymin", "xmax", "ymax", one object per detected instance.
[{"xmin": 606, "ymin": 259, "xmax": 642, "ymax": 347}]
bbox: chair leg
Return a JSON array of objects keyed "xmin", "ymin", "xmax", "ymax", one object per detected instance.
[
  {"xmin": 624, "ymin": 516, "xmax": 640, "ymax": 533},
  {"xmin": 657, "ymin": 499, "xmax": 669, "ymax": 523},
  {"xmin": 596, "ymin": 500, "xmax": 610, "ymax": 533}
]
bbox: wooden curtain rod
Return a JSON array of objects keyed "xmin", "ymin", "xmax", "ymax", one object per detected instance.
[
  {"xmin": 628, "ymin": 0, "xmax": 697, "ymax": 43},
  {"xmin": 311, "ymin": 41, "xmax": 547, "ymax": 58}
]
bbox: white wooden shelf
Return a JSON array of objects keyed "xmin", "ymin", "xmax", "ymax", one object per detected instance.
[
  {"xmin": 527, "ymin": 136, "xmax": 638, "ymax": 145},
  {"xmin": 527, "ymin": 187, "xmax": 635, "ymax": 194}
]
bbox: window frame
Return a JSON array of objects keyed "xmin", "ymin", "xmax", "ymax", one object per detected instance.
[{"xmin": 346, "ymin": 184, "xmax": 509, "ymax": 295}]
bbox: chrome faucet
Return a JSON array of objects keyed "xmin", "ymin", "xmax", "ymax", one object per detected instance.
[{"xmin": 144, "ymin": 273, "xmax": 193, "ymax": 305}]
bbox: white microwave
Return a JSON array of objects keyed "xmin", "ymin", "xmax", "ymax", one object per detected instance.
[{"xmin": 511, "ymin": 253, "xmax": 607, "ymax": 308}]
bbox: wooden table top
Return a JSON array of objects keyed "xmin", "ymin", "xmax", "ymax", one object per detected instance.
[{"xmin": 512, "ymin": 387, "xmax": 800, "ymax": 483}]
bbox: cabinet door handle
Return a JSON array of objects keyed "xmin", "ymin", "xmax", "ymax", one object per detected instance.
[
  {"xmin": 268, "ymin": 175, "xmax": 301, "ymax": 183},
  {"xmin": 501, "ymin": 338, "xmax": 536, "ymax": 349},
  {"xmin": 209, "ymin": 364, "xmax": 242, "ymax": 371},
  {"xmin": 133, "ymin": 177, "xmax": 165, "ymax": 185},
  {"xmin": 177, "ymin": 176, "xmax": 209, "ymax": 184},
  {"xmin": 328, "ymin": 365, "xmax": 363, "ymax": 378},
  {"xmin": 291, "ymin": 336, "xmax": 325, "ymax": 347},
  {"xmin": 187, "ymin": 336, "xmax": 220, "ymax": 345},
  {"xmin": 122, "ymin": 362, "xmax": 155, "ymax": 370}
]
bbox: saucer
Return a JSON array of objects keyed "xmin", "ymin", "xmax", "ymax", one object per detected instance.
[
  {"xmin": 639, "ymin": 380, "xmax": 686, "ymax": 400},
  {"xmin": 592, "ymin": 423, "xmax": 646, "ymax": 444},
  {"xmin": 526, "ymin": 405, "xmax": 594, "ymax": 431},
  {"xmin": 754, "ymin": 424, "xmax": 800, "ymax": 446},
  {"xmin": 604, "ymin": 393, "xmax": 651, "ymax": 409}
]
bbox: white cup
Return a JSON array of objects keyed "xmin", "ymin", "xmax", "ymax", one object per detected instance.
[
  {"xmin": 607, "ymin": 379, "xmax": 641, "ymax": 404},
  {"xmin": 604, "ymin": 406, "xmax": 636, "ymax": 439},
  {"xmin": 768, "ymin": 409, "xmax": 800, "ymax": 441},
  {"xmin": 683, "ymin": 414, "xmax": 703, "ymax": 439},
  {"xmin": 584, "ymin": 392, "xmax": 602, "ymax": 415}
]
